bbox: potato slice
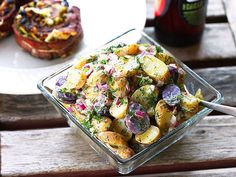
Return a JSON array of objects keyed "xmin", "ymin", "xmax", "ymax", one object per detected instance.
[
  {"xmin": 105, "ymin": 144, "xmax": 135, "ymax": 159},
  {"xmin": 108, "ymin": 77, "xmax": 127, "ymax": 97},
  {"xmin": 131, "ymin": 85, "xmax": 159, "ymax": 110},
  {"xmin": 73, "ymin": 57, "xmax": 88, "ymax": 69},
  {"xmin": 114, "ymin": 44, "xmax": 139, "ymax": 57},
  {"xmin": 156, "ymin": 52, "xmax": 175, "ymax": 65},
  {"xmin": 155, "ymin": 100, "xmax": 173, "ymax": 132},
  {"xmin": 140, "ymin": 55, "xmax": 170, "ymax": 85},
  {"xmin": 116, "ymin": 57, "xmax": 140, "ymax": 77},
  {"xmin": 135, "ymin": 125, "xmax": 161, "ymax": 145},
  {"xmin": 126, "ymin": 44, "xmax": 140, "ymax": 55},
  {"xmin": 180, "ymin": 93, "xmax": 200, "ymax": 119},
  {"xmin": 97, "ymin": 131, "xmax": 128, "ymax": 147},
  {"xmin": 69, "ymin": 105, "xmax": 86, "ymax": 122},
  {"xmin": 115, "ymin": 146, "xmax": 135, "ymax": 159},
  {"xmin": 109, "ymin": 97, "xmax": 128, "ymax": 119},
  {"xmin": 111, "ymin": 119, "xmax": 132, "ymax": 141},
  {"xmin": 65, "ymin": 69, "xmax": 87, "ymax": 89},
  {"xmin": 195, "ymin": 88, "xmax": 204, "ymax": 100},
  {"xmin": 92, "ymin": 117, "xmax": 112, "ymax": 133},
  {"xmin": 87, "ymin": 70, "xmax": 108, "ymax": 86},
  {"xmin": 83, "ymin": 85, "xmax": 99, "ymax": 101}
]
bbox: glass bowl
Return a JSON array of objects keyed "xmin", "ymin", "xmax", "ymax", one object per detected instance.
[{"xmin": 37, "ymin": 29, "xmax": 223, "ymax": 174}]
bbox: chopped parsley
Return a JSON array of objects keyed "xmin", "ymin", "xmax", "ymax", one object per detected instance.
[
  {"xmin": 119, "ymin": 97, "xmax": 128, "ymax": 105},
  {"xmin": 100, "ymin": 59, "xmax": 107, "ymax": 64},
  {"xmin": 107, "ymin": 76, "xmax": 115, "ymax": 85},
  {"xmin": 156, "ymin": 46, "xmax": 163, "ymax": 53},
  {"xmin": 136, "ymin": 75, "xmax": 153, "ymax": 86},
  {"xmin": 81, "ymin": 119, "xmax": 93, "ymax": 129}
]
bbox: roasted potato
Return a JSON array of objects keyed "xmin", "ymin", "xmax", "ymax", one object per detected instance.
[
  {"xmin": 106, "ymin": 144, "xmax": 135, "ymax": 159},
  {"xmin": 109, "ymin": 97, "xmax": 128, "ymax": 119},
  {"xmin": 115, "ymin": 146, "xmax": 135, "ymax": 159},
  {"xmin": 65, "ymin": 69, "xmax": 87, "ymax": 89},
  {"xmin": 135, "ymin": 125, "xmax": 161, "ymax": 145},
  {"xmin": 72, "ymin": 57, "xmax": 88, "ymax": 69},
  {"xmin": 131, "ymin": 85, "xmax": 159, "ymax": 110},
  {"xmin": 83, "ymin": 85, "xmax": 99, "ymax": 101},
  {"xmin": 111, "ymin": 119, "xmax": 132, "ymax": 141},
  {"xmin": 108, "ymin": 77, "xmax": 127, "ymax": 97},
  {"xmin": 156, "ymin": 52, "xmax": 175, "ymax": 65},
  {"xmin": 91, "ymin": 117, "xmax": 112, "ymax": 133},
  {"xmin": 195, "ymin": 88, "xmax": 204, "ymax": 100},
  {"xmin": 180, "ymin": 93, "xmax": 200, "ymax": 119},
  {"xmin": 140, "ymin": 55, "xmax": 170, "ymax": 85},
  {"xmin": 115, "ymin": 44, "xmax": 140, "ymax": 57},
  {"xmin": 97, "ymin": 131, "xmax": 128, "ymax": 147},
  {"xmin": 116, "ymin": 56, "xmax": 140, "ymax": 77},
  {"xmin": 155, "ymin": 100, "xmax": 173, "ymax": 132},
  {"xmin": 126, "ymin": 44, "xmax": 140, "ymax": 55},
  {"xmin": 87, "ymin": 70, "xmax": 108, "ymax": 86}
]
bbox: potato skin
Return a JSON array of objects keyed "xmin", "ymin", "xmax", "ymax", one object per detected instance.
[
  {"xmin": 92, "ymin": 117, "xmax": 112, "ymax": 133},
  {"xmin": 131, "ymin": 85, "xmax": 159, "ymax": 110},
  {"xmin": 135, "ymin": 125, "xmax": 161, "ymax": 145},
  {"xmin": 87, "ymin": 70, "xmax": 108, "ymax": 86},
  {"xmin": 109, "ymin": 97, "xmax": 128, "ymax": 119},
  {"xmin": 140, "ymin": 55, "xmax": 170, "ymax": 85},
  {"xmin": 155, "ymin": 100, "xmax": 173, "ymax": 132},
  {"xmin": 65, "ymin": 69, "xmax": 87, "ymax": 89},
  {"xmin": 97, "ymin": 131, "xmax": 128, "ymax": 147},
  {"xmin": 111, "ymin": 119, "xmax": 132, "ymax": 141},
  {"xmin": 180, "ymin": 93, "xmax": 200, "ymax": 119},
  {"xmin": 116, "ymin": 146, "xmax": 135, "ymax": 159},
  {"xmin": 108, "ymin": 77, "xmax": 127, "ymax": 97}
]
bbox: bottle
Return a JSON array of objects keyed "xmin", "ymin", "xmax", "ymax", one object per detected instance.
[{"xmin": 154, "ymin": 0, "xmax": 208, "ymax": 47}]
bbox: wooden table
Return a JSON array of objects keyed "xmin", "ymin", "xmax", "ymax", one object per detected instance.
[{"xmin": 1, "ymin": 0, "xmax": 236, "ymax": 176}]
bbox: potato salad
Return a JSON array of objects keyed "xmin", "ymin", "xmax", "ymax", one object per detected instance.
[{"xmin": 54, "ymin": 43, "xmax": 203, "ymax": 159}]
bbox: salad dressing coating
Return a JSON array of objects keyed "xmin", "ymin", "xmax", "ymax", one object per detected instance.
[{"xmin": 54, "ymin": 43, "xmax": 203, "ymax": 159}]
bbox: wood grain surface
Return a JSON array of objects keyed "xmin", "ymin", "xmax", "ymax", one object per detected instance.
[
  {"xmin": 1, "ymin": 115, "xmax": 236, "ymax": 177},
  {"xmin": 0, "ymin": 94, "xmax": 66, "ymax": 130},
  {"xmin": 195, "ymin": 66, "xmax": 236, "ymax": 107},
  {"xmin": 126, "ymin": 168, "xmax": 236, "ymax": 177}
]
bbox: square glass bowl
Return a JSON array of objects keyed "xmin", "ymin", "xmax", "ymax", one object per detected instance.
[{"xmin": 37, "ymin": 29, "xmax": 223, "ymax": 174}]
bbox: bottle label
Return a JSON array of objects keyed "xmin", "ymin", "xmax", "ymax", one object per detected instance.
[{"xmin": 179, "ymin": 0, "xmax": 207, "ymax": 26}]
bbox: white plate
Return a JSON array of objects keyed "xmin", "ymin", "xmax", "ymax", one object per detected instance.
[{"xmin": 0, "ymin": 0, "xmax": 146, "ymax": 95}]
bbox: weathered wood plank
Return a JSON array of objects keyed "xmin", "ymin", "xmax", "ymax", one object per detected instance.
[
  {"xmin": 223, "ymin": 0, "xmax": 236, "ymax": 46},
  {"xmin": 2, "ymin": 115, "xmax": 236, "ymax": 177},
  {"xmin": 144, "ymin": 24, "xmax": 236, "ymax": 67},
  {"xmin": 207, "ymin": 0, "xmax": 226, "ymax": 23},
  {"xmin": 127, "ymin": 168, "xmax": 236, "ymax": 177},
  {"xmin": 0, "ymin": 94, "xmax": 66, "ymax": 130},
  {"xmin": 195, "ymin": 66, "xmax": 236, "ymax": 107},
  {"xmin": 146, "ymin": 0, "xmax": 226, "ymax": 26}
]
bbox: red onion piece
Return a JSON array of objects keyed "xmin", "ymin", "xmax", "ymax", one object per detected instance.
[
  {"xmin": 77, "ymin": 102, "xmax": 86, "ymax": 110},
  {"xmin": 67, "ymin": 106, "xmax": 73, "ymax": 113},
  {"xmin": 125, "ymin": 83, "xmax": 130, "ymax": 93},
  {"xmin": 135, "ymin": 111, "xmax": 145, "ymax": 118},
  {"xmin": 83, "ymin": 64, "xmax": 93, "ymax": 77},
  {"xmin": 115, "ymin": 98, "xmax": 121, "ymax": 106}
]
